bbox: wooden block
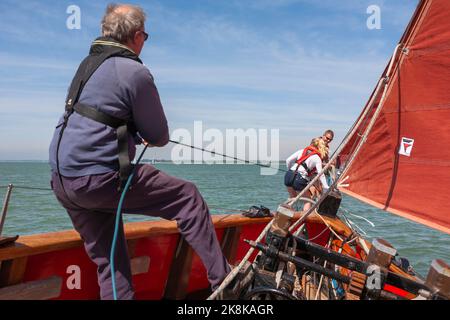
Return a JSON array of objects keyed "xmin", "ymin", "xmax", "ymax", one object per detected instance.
[
  {"xmin": 0, "ymin": 276, "xmax": 62, "ymax": 300},
  {"xmin": 367, "ymin": 238, "xmax": 396, "ymax": 268},
  {"xmin": 130, "ymin": 256, "xmax": 150, "ymax": 276},
  {"xmin": 0, "ymin": 256, "xmax": 28, "ymax": 287},
  {"xmin": 164, "ymin": 236, "xmax": 193, "ymax": 300},
  {"xmin": 0, "ymin": 236, "xmax": 19, "ymax": 248},
  {"xmin": 221, "ymin": 227, "xmax": 241, "ymax": 263},
  {"xmin": 425, "ymin": 259, "xmax": 450, "ymax": 299}
]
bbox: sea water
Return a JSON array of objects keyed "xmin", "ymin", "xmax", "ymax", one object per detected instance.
[{"xmin": 0, "ymin": 161, "xmax": 449, "ymax": 276}]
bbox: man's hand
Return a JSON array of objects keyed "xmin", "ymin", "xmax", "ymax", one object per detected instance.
[{"xmin": 142, "ymin": 139, "xmax": 154, "ymax": 147}]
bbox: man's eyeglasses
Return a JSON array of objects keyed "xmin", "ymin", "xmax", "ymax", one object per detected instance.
[
  {"xmin": 324, "ymin": 136, "xmax": 333, "ymax": 142},
  {"xmin": 140, "ymin": 31, "xmax": 149, "ymax": 41}
]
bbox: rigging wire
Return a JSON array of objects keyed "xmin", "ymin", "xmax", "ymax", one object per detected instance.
[
  {"xmin": 168, "ymin": 139, "xmax": 288, "ymax": 173},
  {"xmin": 1, "ymin": 137, "xmax": 289, "ymax": 195},
  {"xmin": 0, "ymin": 185, "xmax": 52, "ymax": 191}
]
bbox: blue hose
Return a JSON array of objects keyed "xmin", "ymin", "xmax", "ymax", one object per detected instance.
[{"xmin": 110, "ymin": 145, "xmax": 148, "ymax": 300}]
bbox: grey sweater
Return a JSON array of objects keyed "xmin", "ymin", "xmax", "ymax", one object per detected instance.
[{"xmin": 49, "ymin": 57, "xmax": 169, "ymax": 176}]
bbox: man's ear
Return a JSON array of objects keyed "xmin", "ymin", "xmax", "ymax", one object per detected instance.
[{"xmin": 129, "ymin": 32, "xmax": 137, "ymax": 45}]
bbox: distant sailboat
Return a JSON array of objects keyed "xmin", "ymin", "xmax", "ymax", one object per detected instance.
[{"xmin": 151, "ymin": 149, "xmax": 156, "ymax": 164}]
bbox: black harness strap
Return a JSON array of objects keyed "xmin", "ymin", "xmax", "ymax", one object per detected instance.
[
  {"xmin": 301, "ymin": 159, "xmax": 310, "ymax": 174},
  {"xmin": 73, "ymin": 103, "xmax": 126, "ymax": 128},
  {"xmin": 55, "ymin": 37, "xmax": 142, "ymax": 195},
  {"xmin": 73, "ymin": 103, "xmax": 132, "ymax": 187}
]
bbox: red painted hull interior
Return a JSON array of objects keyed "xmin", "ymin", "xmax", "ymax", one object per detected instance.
[{"xmin": 0, "ymin": 214, "xmax": 421, "ymax": 300}]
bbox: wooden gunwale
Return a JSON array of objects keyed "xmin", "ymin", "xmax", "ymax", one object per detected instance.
[
  {"xmin": 0, "ymin": 211, "xmax": 421, "ymax": 299},
  {"xmin": 0, "ymin": 213, "xmax": 348, "ymax": 262},
  {"xmin": 0, "ymin": 214, "xmax": 269, "ymax": 261}
]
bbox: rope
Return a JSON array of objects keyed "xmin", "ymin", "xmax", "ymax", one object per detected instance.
[
  {"xmin": 345, "ymin": 236, "xmax": 358, "ymax": 245},
  {"xmin": 313, "ymin": 210, "xmax": 344, "ymax": 241},
  {"xmin": 207, "ymin": 220, "xmax": 274, "ymax": 300},
  {"xmin": 337, "ymin": 44, "xmax": 402, "ymax": 176},
  {"xmin": 339, "ymin": 44, "xmax": 402, "ymax": 179},
  {"xmin": 340, "ymin": 206, "xmax": 375, "ymax": 227},
  {"xmin": 0, "ymin": 185, "xmax": 53, "ymax": 191},
  {"xmin": 111, "ymin": 144, "xmax": 149, "ymax": 300},
  {"xmin": 304, "ymin": 224, "xmax": 330, "ymax": 242},
  {"xmin": 314, "ymin": 237, "xmax": 333, "ymax": 300},
  {"xmin": 343, "ymin": 217, "xmax": 368, "ymax": 236}
]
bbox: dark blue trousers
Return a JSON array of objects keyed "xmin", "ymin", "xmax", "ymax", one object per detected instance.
[{"xmin": 51, "ymin": 164, "xmax": 230, "ymax": 300}]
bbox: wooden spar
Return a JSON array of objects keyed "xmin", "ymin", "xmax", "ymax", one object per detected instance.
[
  {"xmin": 291, "ymin": 234, "xmax": 429, "ymax": 295},
  {"xmin": 0, "ymin": 184, "xmax": 13, "ymax": 236},
  {"xmin": 0, "ymin": 184, "xmax": 18, "ymax": 247},
  {"xmin": 293, "ymin": 235, "xmax": 366, "ymax": 273},
  {"xmin": 246, "ymin": 240, "xmax": 352, "ymax": 284}
]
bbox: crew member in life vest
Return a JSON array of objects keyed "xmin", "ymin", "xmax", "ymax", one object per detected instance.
[
  {"xmin": 284, "ymin": 138, "xmax": 329, "ymax": 211},
  {"xmin": 320, "ymin": 129, "xmax": 334, "ymax": 163},
  {"xmin": 320, "ymin": 129, "xmax": 336, "ymax": 184},
  {"xmin": 48, "ymin": 4, "xmax": 230, "ymax": 299}
]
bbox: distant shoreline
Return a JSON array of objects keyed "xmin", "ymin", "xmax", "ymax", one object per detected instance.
[{"xmin": 0, "ymin": 160, "xmax": 285, "ymax": 164}]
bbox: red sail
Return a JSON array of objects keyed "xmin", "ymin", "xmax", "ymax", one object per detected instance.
[{"xmin": 339, "ymin": 0, "xmax": 450, "ymax": 234}]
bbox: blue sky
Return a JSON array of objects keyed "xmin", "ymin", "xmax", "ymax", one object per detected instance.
[{"xmin": 0, "ymin": 0, "xmax": 419, "ymax": 160}]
